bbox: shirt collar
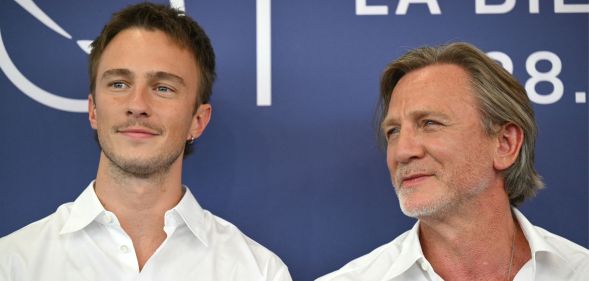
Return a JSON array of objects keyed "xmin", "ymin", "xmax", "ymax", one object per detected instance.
[
  {"xmin": 60, "ymin": 181, "xmax": 104, "ymax": 235},
  {"xmin": 168, "ymin": 186, "xmax": 209, "ymax": 247},
  {"xmin": 512, "ymin": 208, "xmax": 574, "ymax": 274},
  {"xmin": 379, "ymin": 209, "xmax": 576, "ymax": 280},
  {"xmin": 382, "ymin": 221, "xmax": 426, "ymax": 280},
  {"xmin": 60, "ymin": 182, "xmax": 210, "ymax": 247}
]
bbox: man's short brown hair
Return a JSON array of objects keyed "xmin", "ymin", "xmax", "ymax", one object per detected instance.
[{"xmin": 89, "ymin": 2, "xmax": 215, "ymax": 105}]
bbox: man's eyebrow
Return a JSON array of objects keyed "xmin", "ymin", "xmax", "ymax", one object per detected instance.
[
  {"xmin": 146, "ymin": 71, "xmax": 186, "ymax": 86},
  {"xmin": 381, "ymin": 117, "xmax": 399, "ymax": 131},
  {"xmin": 381, "ymin": 110, "xmax": 450, "ymax": 130},
  {"xmin": 100, "ymin": 68, "xmax": 133, "ymax": 80}
]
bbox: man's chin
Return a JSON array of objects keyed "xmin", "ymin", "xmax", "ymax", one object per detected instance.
[
  {"xmin": 120, "ymin": 163, "xmax": 162, "ymax": 177},
  {"xmin": 398, "ymin": 197, "xmax": 442, "ymax": 219},
  {"xmin": 103, "ymin": 150, "xmax": 181, "ymax": 179},
  {"xmin": 399, "ymin": 204, "xmax": 429, "ymax": 218},
  {"xmin": 399, "ymin": 197, "xmax": 459, "ymax": 220}
]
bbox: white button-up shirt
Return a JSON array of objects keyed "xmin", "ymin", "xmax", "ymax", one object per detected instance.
[
  {"xmin": 0, "ymin": 182, "xmax": 292, "ymax": 281},
  {"xmin": 316, "ymin": 209, "xmax": 589, "ymax": 281}
]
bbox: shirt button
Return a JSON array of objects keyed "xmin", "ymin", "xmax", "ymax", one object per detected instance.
[
  {"xmin": 420, "ymin": 262, "xmax": 429, "ymax": 271},
  {"xmin": 120, "ymin": 245, "xmax": 129, "ymax": 253}
]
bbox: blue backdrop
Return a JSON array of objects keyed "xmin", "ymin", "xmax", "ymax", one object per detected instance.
[{"xmin": 1, "ymin": 1, "xmax": 587, "ymax": 280}]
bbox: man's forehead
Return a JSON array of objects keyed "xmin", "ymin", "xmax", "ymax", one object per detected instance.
[
  {"xmin": 391, "ymin": 65, "xmax": 472, "ymax": 100},
  {"xmin": 384, "ymin": 64, "xmax": 477, "ymax": 121},
  {"xmin": 96, "ymin": 28, "xmax": 199, "ymax": 78},
  {"xmin": 397, "ymin": 64, "xmax": 469, "ymax": 89}
]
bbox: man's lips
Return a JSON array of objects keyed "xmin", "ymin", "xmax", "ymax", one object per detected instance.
[
  {"xmin": 117, "ymin": 127, "xmax": 160, "ymax": 139},
  {"xmin": 400, "ymin": 174, "xmax": 432, "ymax": 187}
]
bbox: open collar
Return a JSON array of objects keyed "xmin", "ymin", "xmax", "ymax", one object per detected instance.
[{"xmin": 59, "ymin": 182, "xmax": 209, "ymax": 247}]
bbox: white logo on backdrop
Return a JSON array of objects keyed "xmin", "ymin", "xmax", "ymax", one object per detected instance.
[
  {"xmin": 0, "ymin": 0, "xmax": 91, "ymax": 112},
  {"xmin": 0, "ymin": 0, "xmax": 188, "ymax": 113}
]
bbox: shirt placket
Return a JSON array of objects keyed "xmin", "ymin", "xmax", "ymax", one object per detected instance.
[{"xmin": 101, "ymin": 211, "xmax": 140, "ymax": 274}]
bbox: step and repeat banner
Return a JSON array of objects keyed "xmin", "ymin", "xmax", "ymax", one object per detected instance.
[{"xmin": 1, "ymin": 1, "xmax": 587, "ymax": 280}]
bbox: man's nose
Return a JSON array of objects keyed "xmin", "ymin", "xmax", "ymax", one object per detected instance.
[
  {"xmin": 390, "ymin": 127, "xmax": 424, "ymax": 164},
  {"xmin": 126, "ymin": 85, "xmax": 151, "ymax": 117}
]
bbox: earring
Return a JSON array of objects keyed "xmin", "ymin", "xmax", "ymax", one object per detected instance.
[{"xmin": 187, "ymin": 136, "xmax": 195, "ymax": 144}]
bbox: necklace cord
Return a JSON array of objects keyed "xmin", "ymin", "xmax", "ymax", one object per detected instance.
[{"xmin": 506, "ymin": 225, "xmax": 516, "ymax": 281}]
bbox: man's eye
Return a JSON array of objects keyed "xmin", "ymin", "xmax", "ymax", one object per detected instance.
[
  {"xmin": 110, "ymin": 81, "xmax": 128, "ymax": 89},
  {"xmin": 386, "ymin": 127, "xmax": 400, "ymax": 139},
  {"xmin": 154, "ymin": 85, "xmax": 174, "ymax": 94},
  {"xmin": 423, "ymin": 120, "xmax": 439, "ymax": 126},
  {"xmin": 422, "ymin": 120, "xmax": 444, "ymax": 130}
]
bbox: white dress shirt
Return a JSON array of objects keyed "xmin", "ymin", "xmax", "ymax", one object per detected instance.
[
  {"xmin": 316, "ymin": 209, "xmax": 589, "ymax": 281},
  {"xmin": 0, "ymin": 181, "xmax": 292, "ymax": 281}
]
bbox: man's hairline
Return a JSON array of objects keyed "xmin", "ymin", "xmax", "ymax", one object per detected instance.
[{"xmin": 89, "ymin": 27, "xmax": 207, "ymax": 112}]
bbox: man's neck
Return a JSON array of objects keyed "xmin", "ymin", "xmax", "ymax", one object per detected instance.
[
  {"xmin": 418, "ymin": 186, "xmax": 531, "ymax": 280},
  {"xmin": 94, "ymin": 153, "xmax": 185, "ymax": 270}
]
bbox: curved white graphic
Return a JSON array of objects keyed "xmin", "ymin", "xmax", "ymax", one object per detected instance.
[
  {"xmin": 76, "ymin": 40, "xmax": 93, "ymax": 54},
  {"xmin": 15, "ymin": 0, "xmax": 72, "ymax": 39},
  {"xmin": 0, "ymin": 0, "xmax": 185, "ymax": 113},
  {"xmin": 170, "ymin": 0, "xmax": 185, "ymax": 12},
  {"xmin": 0, "ymin": 29, "xmax": 88, "ymax": 112}
]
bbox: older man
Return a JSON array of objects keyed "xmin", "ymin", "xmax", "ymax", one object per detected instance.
[
  {"xmin": 317, "ymin": 42, "xmax": 588, "ymax": 281},
  {"xmin": 0, "ymin": 3, "xmax": 291, "ymax": 281}
]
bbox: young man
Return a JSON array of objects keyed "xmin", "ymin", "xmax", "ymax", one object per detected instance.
[
  {"xmin": 0, "ymin": 3, "xmax": 291, "ymax": 281},
  {"xmin": 316, "ymin": 42, "xmax": 588, "ymax": 281}
]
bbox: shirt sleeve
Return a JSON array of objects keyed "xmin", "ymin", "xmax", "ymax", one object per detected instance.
[{"xmin": 270, "ymin": 263, "xmax": 293, "ymax": 281}]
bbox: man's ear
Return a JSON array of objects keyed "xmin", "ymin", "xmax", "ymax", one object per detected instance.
[
  {"xmin": 493, "ymin": 123, "xmax": 524, "ymax": 171},
  {"xmin": 187, "ymin": 103, "xmax": 212, "ymax": 141},
  {"xmin": 88, "ymin": 94, "xmax": 97, "ymax": 130}
]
